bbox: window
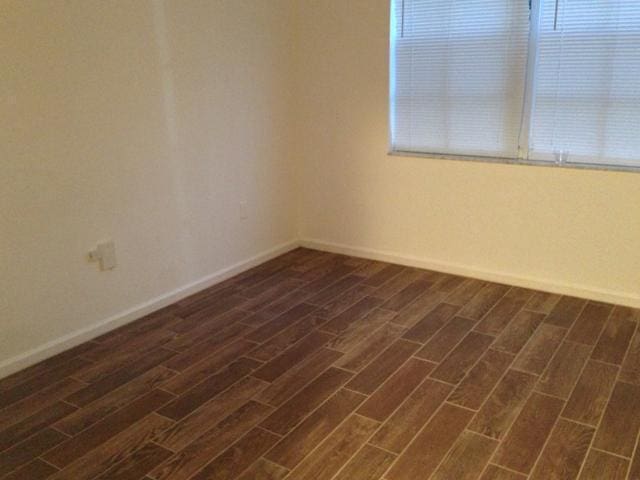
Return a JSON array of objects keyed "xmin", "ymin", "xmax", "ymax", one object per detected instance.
[{"xmin": 390, "ymin": 0, "xmax": 640, "ymax": 170}]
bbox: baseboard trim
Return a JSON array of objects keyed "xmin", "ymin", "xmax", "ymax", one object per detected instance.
[
  {"xmin": 0, "ymin": 239, "xmax": 300, "ymax": 380},
  {"xmin": 300, "ymin": 238, "xmax": 640, "ymax": 309}
]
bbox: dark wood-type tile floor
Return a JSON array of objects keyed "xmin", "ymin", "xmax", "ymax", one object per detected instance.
[{"xmin": 2, "ymin": 248, "xmax": 640, "ymax": 480}]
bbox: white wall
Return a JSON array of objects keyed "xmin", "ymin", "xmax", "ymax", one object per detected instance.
[
  {"xmin": 293, "ymin": 0, "xmax": 640, "ymax": 307},
  {"xmin": 1, "ymin": 0, "xmax": 298, "ymax": 373}
]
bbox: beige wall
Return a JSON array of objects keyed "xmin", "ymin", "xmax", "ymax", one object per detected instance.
[
  {"xmin": 293, "ymin": 0, "xmax": 640, "ymax": 307},
  {"xmin": 1, "ymin": 0, "xmax": 297, "ymax": 372},
  {"xmin": 3, "ymin": 0, "xmax": 640, "ymax": 376}
]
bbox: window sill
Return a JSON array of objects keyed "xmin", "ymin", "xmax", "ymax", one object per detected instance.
[{"xmin": 388, "ymin": 150, "xmax": 640, "ymax": 174}]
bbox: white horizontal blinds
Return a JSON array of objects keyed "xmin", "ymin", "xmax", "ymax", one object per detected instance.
[
  {"xmin": 390, "ymin": 0, "xmax": 530, "ymax": 157},
  {"xmin": 529, "ymin": 0, "xmax": 640, "ymax": 167}
]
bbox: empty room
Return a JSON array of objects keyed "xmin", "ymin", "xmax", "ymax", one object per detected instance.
[{"xmin": 2, "ymin": 0, "xmax": 640, "ymax": 479}]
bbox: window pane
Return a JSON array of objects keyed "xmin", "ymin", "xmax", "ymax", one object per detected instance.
[
  {"xmin": 390, "ymin": 0, "xmax": 530, "ymax": 158},
  {"xmin": 529, "ymin": 0, "xmax": 640, "ymax": 167}
]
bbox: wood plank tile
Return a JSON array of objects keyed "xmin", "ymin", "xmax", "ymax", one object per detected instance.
[
  {"xmin": 492, "ymin": 392, "xmax": 564, "ymax": 474},
  {"xmin": 335, "ymin": 323, "xmax": 405, "ymax": 372},
  {"xmin": 536, "ymin": 341, "xmax": 591, "ymax": 399},
  {"xmin": 458, "ymin": 283, "xmax": 510, "ymax": 320},
  {"xmin": 430, "ymin": 272, "xmax": 466, "ymax": 293},
  {"xmin": 526, "ymin": 291, "xmax": 562, "ymax": 314},
  {"xmin": 448, "ymin": 349, "xmax": 515, "ymax": 410},
  {"xmin": 415, "ymin": 316, "xmax": 475, "ymax": 362},
  {"xmin": 320, "ymin": 297, "xmax": 384, "ymax": 335},
  {"xmin": 65, "ymin": 347, "xmax": 176, "ymax": 407},
  {"xmin": 260, "ymin": 367, "xmax": 353, "ymax": 435},
  {"xmin": 480, "ymin": 465, "xmax": 527, "ymax": 480},
  {"xmin": 562, "ymin": 360, "xmax": 618, "ymax": 426},
  {"xmin": 493, "ymin": 310, "xmax": 545, "ymax": 355},
  {"xmin": 445, "ymin": 278, "xmax": 488, "ymax": 306},
  {"xmin": 95, "ymin": 443, "xmax": 173, "ymax": 480},
  {"xmin": 382, "ymin": 278, "xmax": 432, "ymax": 312},
  {"xmin": 241, "ymin": 271, "xmax": 300, "ymax": 299},
  {"xmin": 245, "ymin": 303, "xmax": 317, "ymax": 343},
  {"xmin": 326, "ymin": 308, "xmax": 396, "ymax": 353},
  {"xmin": 0, "ymin": 343, "xmax": 90, "ymax": 392},
  {"xmin": 530, "ymin": 418, "xmax": 594, "ymax": 480},
  {"xmin": 370, "ymin": 378, "xmax": 452, "ymax": 453},
  {"xmin": 0, "ymin": 357, "xmax": 92, "ymax": 409},
  {"xmin": 284, "ymin": 414, "xmax": 379, "ymax": 480},
  {"xmin": 314, "ymin": 284, "xmax": 377, "ymax": 320},
  {"xmin": 0, "ymin": 428, "xmax": 67, "ymax": 477},
  {"xmin": 263, "ymin": 288, "xmax": 314, "ymax": 317},
  {"xmin": 164, "ymin": 309, "xmax": 248, "ymax": 351},
  {"xmin": 371, "ymin": 269, "xmax": 423, "ymax": 299},
  {"xmin": 248, "ymin": 314, "xmax": 327, "ymax": 362},
  {"xmin": 54, "ymin": 365, "xmax": 175, "ymax": 435},
  {"xmin": 252, "ymin": 331, "xmax": 334, "ymax": 382},
  {"xmin": 2, "ymin": 459, "xmax": 58, "ymax": 480},
  {"xmin": 305, "ymin": 274, "xmax": 364, "ymax": 306},
  {"xmin": 468, "ymin": 369, "xmax": 537, "ymax": 440},
  {"xmin": 162, "ymin": 339, "xmax": 257, "ymax": 394},
  {"xmin": 431, "ymin": 431, "xmax": 498, "ymax": 480},
  {"xmin": 620, "ymin": 321, "xmax": 640, "ymax": 385},
  {"xmin": 430, "ymin": 331, "xmax": 494, "ymax": 384},
  {"xmin": 47, "ymin": 413, "xmax": 174, "ymax": 480},
  {"xmin": 76, "ymin": 329, "xmax": 177, "ymax": 381},
  {"xmin": 593, "ymin": 381, "xmax": 640, "ymax": 457},
  {"xmin": 157, "ymin": 358, "xmax": 259, "ymax": 421},
  {"xmin": 357, "ymin": 358, "xmax": 435, "ymax": 421},
  {"xmin": 43, "ymin": 389, "xmax": 174, "ymax": 468},
  {"xmin": 187, "ymin": 427, "xmax": 279, "ymax": 480},
  {"xmin": 567, "ymin": 302, "xmax": 613, "ymax": 346},
  {"xmin": 302, "ymin": 263, "xmax": 357, "ymax": 294},
  {"xmin": 578, "ymin": 449, "xmax": 629, "ymax": 480},
  {"xmin": 0, "ymin": 377, "xmax": 85, "ymax": 431},
  {"xmin": 240, "ymin": 278, "xmax": 307, "ymax": 312},
  {"xmin": 391, "ymin": 289, "xmax": 448, "ymax": 328},
  {"xmin": 402, "ymin": 303, "xmax": 460, "ymax": 343},
  {"xmin": 362, "ymin": 264, "xmax": 404, "ymax": 287},
  {"xmin": 174, "ymin": 295, "xmax": 247, "ymax": 327},
  {"xmin": 385, "ymin": 403, "xmax": 474, "ymax": 480},
  {"xmin": 0, "ymin": 401, "xmax": 76, "ymax": 452},
  {"xmin": 545, "ymin": 296, "xmax": 587, "ymax": 328},
  {"xmin": 157, "ymin": 376, "xmax": 268, "ymax": 451},
  {"xmin": 236, "ymin": 458, "xmax": 289, "ymax": 480},
  {"xmin": 592, "ymin": 306, "xmax": 637, "ymax": 365},
  {"xmin": 333, "ymin": 444, "xmax": 395, "ymax": 480},
  {"xmin": 265, "ymin": 388, "xmax": 366, "ymax": 469},
  {"xmin": 162, "ymin": 322, "xmax": 254, "ymax": 371},
  {"xmin": 255, "ymin": 348, "xmax": 343, "ymax": 407},
  {"xmin": 474, "ymin": 288, "xmax": 534, "ymax": 336},
  {"xmin": 150, "ymin": 401, "xmax": 273, "ymax": 480},
  {"xmin": 512, "ymin": 323, "xmax": 566, "ymax": 374},
  {"xmin": 346, "ymin": 339, "xmax": 420, "ymax": 394}
]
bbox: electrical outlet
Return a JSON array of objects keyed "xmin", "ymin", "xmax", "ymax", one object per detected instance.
[{"xmin": 89, "ymin": 240, "xmax": 117, "ymax": 271}]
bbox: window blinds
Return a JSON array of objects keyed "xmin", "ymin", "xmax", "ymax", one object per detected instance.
[
  {"xmin": 390, "ymin": 0, "xmax": 640, "ymax": 170},
  {"xmin": 390, "ymin": 0, "xmax": 530, "ymax": 158},
  {"xmin": 528, "ymin": 0, "xmax": 640, "ymax": 167}
]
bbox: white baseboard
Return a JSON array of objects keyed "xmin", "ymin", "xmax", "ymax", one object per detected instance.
[
  {"xmin": 4, "ymin": 236, "xmax": 638, "ymax": 380},
  {"xmin": 0, "ymin": 240, "xmax": 300, "ymax": 380},
  {"xmin": 300, "ymin": 238, "xmax": 640, "ymax": 309}
]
